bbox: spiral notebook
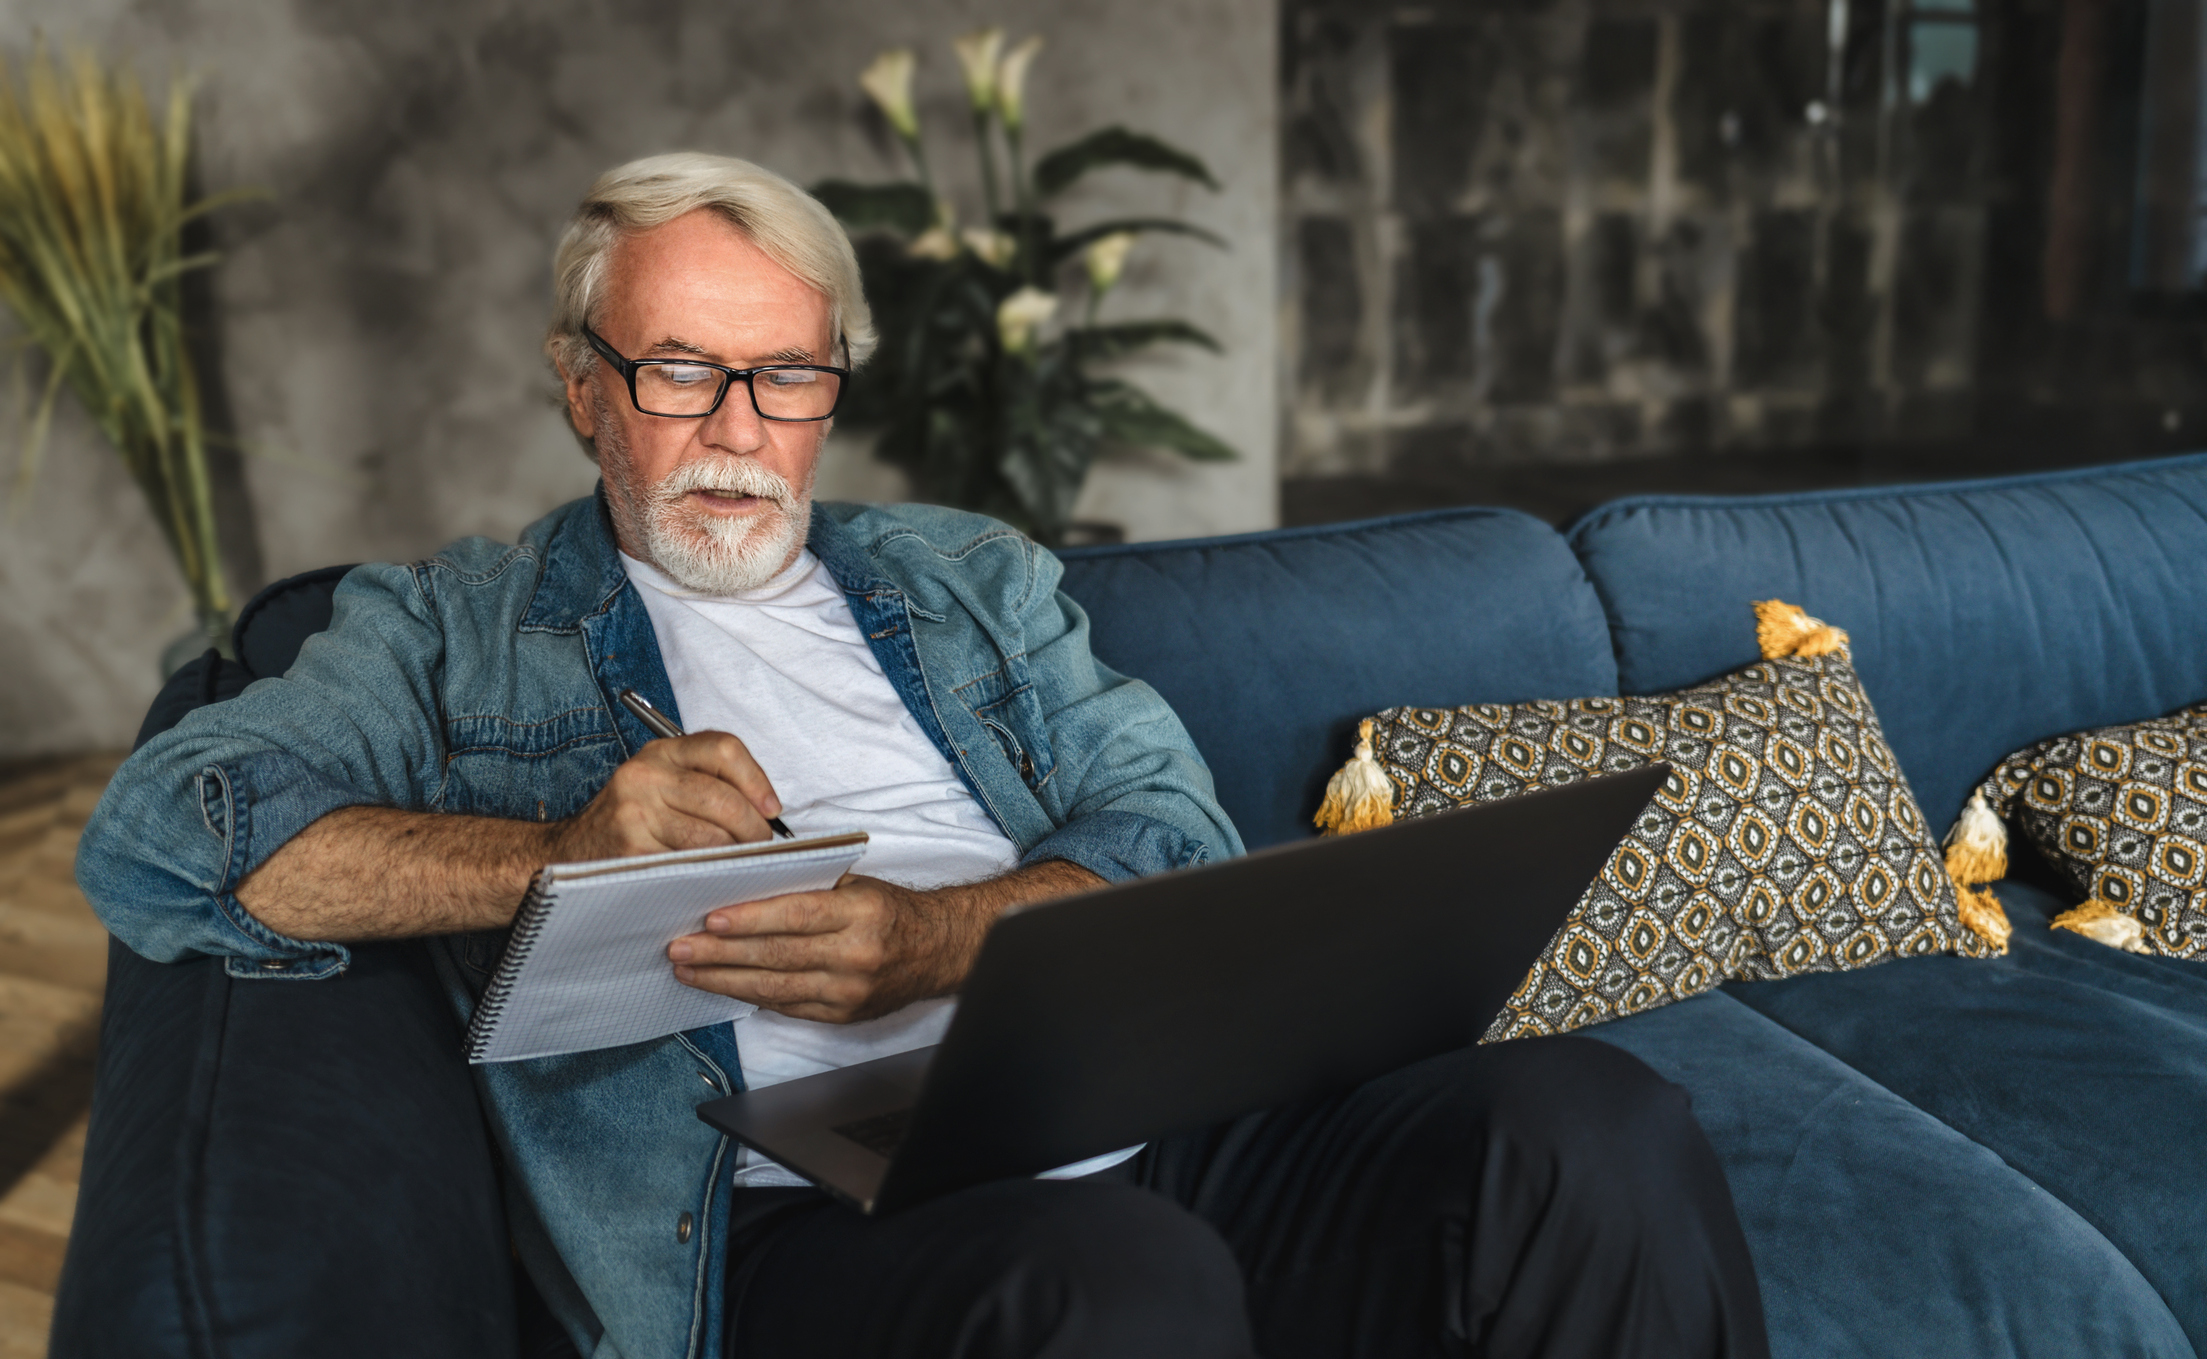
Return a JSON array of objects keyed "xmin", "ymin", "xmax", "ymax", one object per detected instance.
[{"xmin": 465, "ymin": 830, "xmax": 869, "ymax": 1064}]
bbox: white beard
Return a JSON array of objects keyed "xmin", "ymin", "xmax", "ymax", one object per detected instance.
[{"xmin": 598, "ymin": 413, "xmax": 812, "ymax": 595}]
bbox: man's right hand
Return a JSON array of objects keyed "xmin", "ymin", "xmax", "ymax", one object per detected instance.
[
  {"xmin": 235, "ymin": 732, "xmax": 784, "ymax": 942},
  {"xmin": 547, "ymin": 732, "xmax": 786, "ymax": 860}
]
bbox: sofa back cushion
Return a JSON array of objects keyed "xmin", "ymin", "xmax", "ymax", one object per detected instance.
[
  {"xmin": 1058, "ymin": 508, "xmax": 1619, "ymax": 850},
  {"xmin": 1566, "ymin": 452, "xmax": 2207, "ymax": 832}
]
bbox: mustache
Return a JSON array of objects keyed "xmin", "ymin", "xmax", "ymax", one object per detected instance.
[{"xmin": 650, "ymin": 457, "xmax": 797, "ymax": 509}]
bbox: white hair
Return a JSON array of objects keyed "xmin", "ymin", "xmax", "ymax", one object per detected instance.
[{"xmin": 544, "ymin": 152, "xmax": 875, "ymax": 404}]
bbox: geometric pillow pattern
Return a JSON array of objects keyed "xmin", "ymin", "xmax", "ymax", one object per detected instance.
[
  {"xmin": 1980, "ymin": 703, "xmax": 2207, "ymax": 958},
  {"xmin": 1365, "ymin": 650, "xmax": 1987, "ymax": 1042}
]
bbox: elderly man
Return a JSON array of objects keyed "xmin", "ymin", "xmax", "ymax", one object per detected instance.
[{"xmin": 80, "ymin": 153, "xmax": 1765, "ymax": 1359}]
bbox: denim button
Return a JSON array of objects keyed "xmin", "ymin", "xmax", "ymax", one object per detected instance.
[
  {"xmin": 698, "ymin": 1071, "xmax": 717, "ymax": 1089},
  {"xmin": 676, "ymin": 1211, "xmax": 694, "ymax": 1244},
  {"xmin": 258, "ymin": 960, "xmax": 287, "ymax": 971}
]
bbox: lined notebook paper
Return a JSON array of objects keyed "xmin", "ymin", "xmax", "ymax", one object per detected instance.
[{"xmin": 466, "ymin": 831, "xmax": 869, "ymax": 1064}]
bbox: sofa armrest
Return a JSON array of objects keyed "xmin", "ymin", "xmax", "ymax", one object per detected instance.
[
  {"xmin": 51, "ymin": 936, "xmax": 520, "ymax": 1357},
  {"xmin": 135, "ymin": 649, "xmax": 253, "ymax": 750},
  {"xmin": 54, "ymin": 565, "xmax": 540, "ymax": 1356}
]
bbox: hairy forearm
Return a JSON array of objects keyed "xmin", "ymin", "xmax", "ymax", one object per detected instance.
[
  {"xmin": 237, "ymin": 731, "xmax": 800, "ymax": 944},
  {"xmin": 235, "ymin": 806, "xmax": 553, "ymax": 942},
  {"xmin": 902, "ymin": 859, "xmax": 1106, "ymax": 1000},
  {"xmin": 238, "ymin": 792, "xmax": 1104, "ymax": 996}
]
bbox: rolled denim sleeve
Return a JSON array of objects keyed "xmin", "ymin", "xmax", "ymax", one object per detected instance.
[
  {"xmin": 1013, "ymin": 549, "xmax": 1244, "ymax": 883},
  {"xmin": 1018, "ymin": 806, "xmax": 1228, "ymax": 883},
  {"xmin": 76, "ymin": 562, "xmax": 452, "ymax": 979}
]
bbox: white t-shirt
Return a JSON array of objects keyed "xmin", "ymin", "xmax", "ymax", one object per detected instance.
[{"xmin": 622, "ymin": 550, "xmax": 1136, "ymax": 1185}]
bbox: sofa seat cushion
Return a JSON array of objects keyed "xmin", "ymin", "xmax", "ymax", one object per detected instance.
[
  {"xmin": 1721, "ymin": 879, "xmax": 2207, "ymax": 1352},
  {"xmin": 1586, "ymin": 990, "xmax": 2192, "ymax": 1359},
  {"xmin": 1058, "ymin": 508, "xmax": 1617, "ymax": 849},
  {"xmin": 1567, "ymin": 451, "xmax": 2207, "ymax": 832},
  {"xmin": 1991, "ymin": 864, "xmax": 2207, "ymax": 1010}
]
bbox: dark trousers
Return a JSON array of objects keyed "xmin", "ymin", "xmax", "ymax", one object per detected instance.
[{"xmin": 723, "ymin": 1036, "xmax": 1768, "ymax": 1359}]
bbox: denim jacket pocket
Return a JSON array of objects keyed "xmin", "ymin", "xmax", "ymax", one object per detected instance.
[
  {"xmin": 437, "ymin": 716, "xmax": 623, "ymax": 1001},
  {"xmin": 978, "ymin": 714, "xmax": 1028, "ymax": 780},
  {"xmin": 438, "ymin": 709, "xmax": 625, "ymax": 820},
  {"xmin": 955, "ymin": 663, "xmax": 1057, "ymax": 792}
]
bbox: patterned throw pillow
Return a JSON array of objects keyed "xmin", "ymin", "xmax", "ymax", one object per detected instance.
[
  {"xmin": 1317, "ymin": 603, "xmax": 2000, "ymax": 1040},
  {"xmin": 1972, "ymin": 704, "xmax": 2207, "ymax": 957}
]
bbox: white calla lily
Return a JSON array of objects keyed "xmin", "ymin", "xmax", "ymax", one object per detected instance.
[
  {"xmin": 953, "ymin": 29, "xmax": 1004, "ymax": 112},
  {"xmin": 908, "ymin": 227, "xmax": 960, "ymax": 260},
  {"xmin": 1084, "ymin": 231, "xmax": 1137, "ymax": 295},
  {"xmin": 858, "ymin": 49, "xmax": 919, "ymax": 141},
  {"xmin": 996, "ymin": 36, "xmax": 1044, "ymax": 131},
  {"xmin": 961, "ymin": 227, "xmax": 1018, "ymax": 270},
  {"xmin": 996, "ymin": 286, "xmax": 1058, "ymax": 354}
]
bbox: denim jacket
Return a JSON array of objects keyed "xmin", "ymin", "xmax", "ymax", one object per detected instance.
[{"xmin": 77, "ymin": 492, "xmax": 1242, "ymax": 1359}]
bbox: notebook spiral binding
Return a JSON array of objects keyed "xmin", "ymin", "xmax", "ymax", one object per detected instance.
[{"xmin": 464, "ymin": 868, "xmax": 557, "ymax": 1061}]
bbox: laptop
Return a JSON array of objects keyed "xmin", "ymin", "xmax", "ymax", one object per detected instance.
[{"xmin": 695, "ymin": 763, "xmax": 1667, "ymax": 1214}]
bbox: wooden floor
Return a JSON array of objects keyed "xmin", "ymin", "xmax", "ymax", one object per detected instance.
[{"xmin": 0, "ymin": 755, "xmax": 121, "ymax": 1359}]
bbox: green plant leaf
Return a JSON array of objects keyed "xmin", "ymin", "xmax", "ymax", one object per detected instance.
[
  {"xmin": 993, "ymin": 353, "xmax": 1103, "ymax": 546},
  {"xmin": 139, "ymin": 250, "xmax": 220, "ymax": 288},
  {"xmin": 1091, "ymin": 380, "xmax": 1238, "ymax": 462},
  {"xmin": 8, "ymin": 337, "xmax": 74, "ymax": 513},
  {"xmin": 1071, "ymin": 320, "xmax": 1222, "ymax": 361},
  {"xmin": 809, "ymin": 179, "xmax": 935, "ymax": 236},
  {"xmin": 1033, "ymin": 127, "xmax": 1219, "ymax": 199},
  {"xmin": 1048, "ymin": 218, "xmax": 1226, "ymax": 267}
]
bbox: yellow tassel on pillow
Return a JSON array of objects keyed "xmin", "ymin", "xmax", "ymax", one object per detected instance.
[
  {"xmin": 1940, "ymin": 789, "xmax": 2012, "ymax": 955},
  {"xmin": 1943, "ymin": 790, "xmax": 2009, "ymax": 886},
  {"xmin": 2051, "ymin": 899, "xmax": 2150, "ymax": 954},
  {"xmin": 1753, "ymin": 600, "xmax": 1851, "ymax": 659},
  {"xmin": 1315, "ymin": 718, "xmax": 1396, "ymax": 836},
  {"xmin": 1953, "ymin": 883, "xmax": 2013, "ymax": 955}
]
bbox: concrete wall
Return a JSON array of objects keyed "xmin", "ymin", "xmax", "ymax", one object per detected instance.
[
  {"xmin": 1280, "ymin": 0, "xmax": 2207, "ymax": 514},
  {"xmin": 0, "ymin": 0, "xmax": 1279, "ymax": 757},
  {"xmin": 1282, "ymin": 0, "xmax": 1989, "ymax": 478}
]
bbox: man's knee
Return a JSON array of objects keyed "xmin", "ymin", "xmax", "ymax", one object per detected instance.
[
  {"xmin": 1359, "ymin": 1034, "xmax": 1720, "ymax": 1219},
  {"xmin": 929, "ymin": 1180, "xmax": 1253, "ymax": 1359},
  {"xmin": 1472, "ymin": 1034, "xmax": 1702, "ymax": 1167},
  {"xmin": 1465, "ymin": 1039, "xmax": 1767, "ymax": 1355}
]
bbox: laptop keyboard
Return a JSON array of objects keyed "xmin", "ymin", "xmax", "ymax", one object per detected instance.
[{"xmin": 833, "ymin": 1108, "xmax": 913, "ymax": 1158}]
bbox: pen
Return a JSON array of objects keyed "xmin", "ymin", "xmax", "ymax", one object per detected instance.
[{"xmin": 618, "ymin": 688, "xmax": 795, "ymax": 839}]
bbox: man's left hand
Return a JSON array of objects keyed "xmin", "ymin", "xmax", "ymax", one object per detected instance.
[{"xmin": 665, "ymin": 860, "xmax": 1103, "ymax": 1023}]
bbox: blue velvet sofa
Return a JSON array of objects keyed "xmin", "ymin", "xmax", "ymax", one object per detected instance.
[{"xmin": 57, "ymin": 452, "xmax": 2207, "ymax": 1357}]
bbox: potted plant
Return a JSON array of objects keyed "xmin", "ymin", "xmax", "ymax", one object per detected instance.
[
  {"xmin": 0, "ymin": 47, "xmax": 244, "ymax": 668},
  {"xmin": 814, "ymin": 29, "xmax": 1235, "ymax": 546}
]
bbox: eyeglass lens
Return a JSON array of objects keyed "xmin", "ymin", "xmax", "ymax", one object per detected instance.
[{"xmin": 633, "ymin": 363, "xmax": 840, "ymax": 420}]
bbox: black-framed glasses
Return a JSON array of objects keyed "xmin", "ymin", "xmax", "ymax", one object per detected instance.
[{"xmin": 583, "ymin": 326, "xmax": 848, "ymax": 422}]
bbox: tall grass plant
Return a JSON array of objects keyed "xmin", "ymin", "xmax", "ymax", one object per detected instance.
[{"xmin": 0, "ymin": 45, "xmax": 241, "ymax": 651}]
